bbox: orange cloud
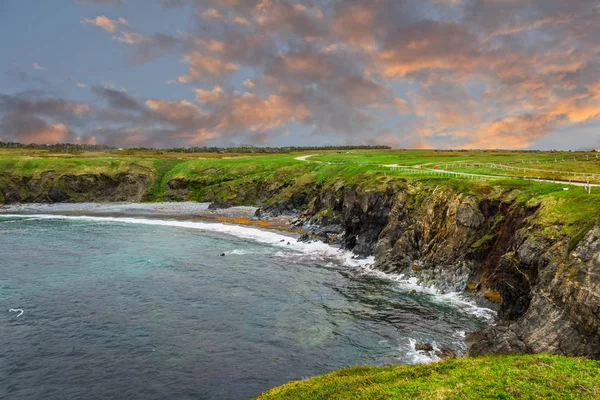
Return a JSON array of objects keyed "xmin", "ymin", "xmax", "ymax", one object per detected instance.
[
  {"xmin": 178, "ymin": 52, "xmax": 239, "ymax": 82},
  {"xmin": 225, "ymin": 93, "xmax": 310, "ymax": 132},
  {"xmin": 18, "ymin": 123, "xmax": 68, "ymax": 144},
  {"xmin": 82, "ymin": 16, "xmax": 127, "ymax": 33},
  {"xmin": 195, "ymin": 86, "xmax": 224, "ymax": 104},
  {"xmin": 194, "ymin": 39, "xmax": 226, "ymax": 53},
  {"xmin": 333, "ymin": 4, "xmax": 377, "ymax": 51},
  {"xmin": 146, "ymin": 99, "xmax": 204, "ymax": 121}
]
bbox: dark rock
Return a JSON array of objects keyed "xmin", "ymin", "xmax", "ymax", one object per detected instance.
[
  {"xmin": 456, "ymin": 197, "xmax": 485, "ymax": 228},
  {"xmin": 48, "ymin": 187, "xmax": 70, "ymax": 203},
  {"xmin": 208, "ymin": 198, "xmax": 233, "ymax": 210},
  {"xmin": 297, "ymin": 234, "xmax": 313, "ymax": 243},
  {"xmin": 435, "ymin": 348, "xmax": 457, "ymax": 360},
  {"xmin": 467, "ymin": 325, "xmax": 529, "ymax": 356},
  {"xmin": 415, "ymin": 342, "xmax": 434, "ymax": 352}
]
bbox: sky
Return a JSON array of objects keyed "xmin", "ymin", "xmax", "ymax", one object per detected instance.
[{"xmin": 0, "ymin": 0, "xmax": 599, "ymax": 149}]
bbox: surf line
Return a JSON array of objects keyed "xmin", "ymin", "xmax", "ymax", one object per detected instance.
[{"xmin": 9, "ymin": 309, "xmax": 24, "ymax": 318}]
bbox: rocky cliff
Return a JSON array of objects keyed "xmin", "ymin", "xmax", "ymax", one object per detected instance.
[
  {"xmin": 0, "ymin": 170, "xmax": 152, "ymax": 203},
  {"xmin": 259, "ymin": 179, "xmax": 600, "ymax": 359}
]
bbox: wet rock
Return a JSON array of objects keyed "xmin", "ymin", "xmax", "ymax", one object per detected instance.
[
  {"xmin": 484, "ymin": 291, "xmax": 502, "ymax": 304},
  {"xmin": 415, "ymin": 342, "xmax": 434, "ymax": 352},
  {"xmin": 297, "ymin": 234, "xmax": 314, "ymax": 243}
]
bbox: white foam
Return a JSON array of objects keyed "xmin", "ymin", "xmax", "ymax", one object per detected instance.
[
  {"xmin": 401, "ymin": 338, "xmax": 441, "ymax": 365},
  {"xmin": 360, "ymin": 265, "xmax": 497, "ymax": 321},
  {"xmin": 9, "ymin": 308, "xmax": 24, "ymax": 318},
  {"xmin": 1, "ymin": 214, "xmax": 374, "ymax": 268},
  {"xmin": 224, "ymin": 249, "xmax": 256, "ymax": 256}
]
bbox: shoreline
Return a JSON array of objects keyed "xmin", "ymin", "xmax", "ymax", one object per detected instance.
[{"xmin": 0, "ymin": 202, "xmax": 300, "ymax": 234}]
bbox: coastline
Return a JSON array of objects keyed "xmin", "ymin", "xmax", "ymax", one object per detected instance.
[{"xmin": 0, "ymin": 202, "xmax": 298, "ymax": 234}]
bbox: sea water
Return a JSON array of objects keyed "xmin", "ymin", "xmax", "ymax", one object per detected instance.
[{"xmin": 0, "ymin": 204, "xmax": 493, "ymax": 399}]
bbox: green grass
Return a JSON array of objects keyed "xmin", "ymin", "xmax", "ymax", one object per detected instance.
[
  {"xmin": 0, "ymin": 149, "xmax": 598, "ymax": 239},
  {"xmin": 257, "ymin": 354, "xmax": 600, "ymax": 400}
]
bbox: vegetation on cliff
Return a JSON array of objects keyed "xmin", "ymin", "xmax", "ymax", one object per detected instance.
[{"xmin": 257, "ymin": 354, "xmax": 600, "ymax": 400}]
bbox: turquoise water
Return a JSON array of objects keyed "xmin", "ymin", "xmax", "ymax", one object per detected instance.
[{"xmin": 0, "ymin": 205, "xmax": 492, "ymax": 399}]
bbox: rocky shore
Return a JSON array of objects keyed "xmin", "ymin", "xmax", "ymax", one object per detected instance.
[{"xmin": 1, "ymin": 169, "xmax": 599, "ymax": 359}]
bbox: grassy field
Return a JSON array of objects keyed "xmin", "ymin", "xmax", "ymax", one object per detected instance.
[
  {"xmin": 1, "ymin": 148, "xmax": 598, "ymax": 233},
  {"xmin": 256, "ymin": 354, "xmax": 600, "ymax": 400},
  {"xmin": 310, "ymin": 150, "xmax": 600, "ymax": 183}
]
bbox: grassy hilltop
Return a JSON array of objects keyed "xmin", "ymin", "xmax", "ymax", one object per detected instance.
[{"xmin": 1, "ymin": 148, "xmax": 599, "ymax": 237}]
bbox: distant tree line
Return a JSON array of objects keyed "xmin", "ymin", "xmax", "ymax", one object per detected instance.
[
  {"xmin": 0, "ymin": 141, "xmax": 111, "ymax": 153},
  {"xmin": 132, "ymin": 145, "xmax": 391, "ymax": 153},
  {"xmin": 0, "ymin": 141, "xmax": 391, "ymax": 153}
]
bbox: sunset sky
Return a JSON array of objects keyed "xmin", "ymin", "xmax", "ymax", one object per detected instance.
[{"xmin": 1, "ymin": 0, "xmax": 599, "ymax": 149}]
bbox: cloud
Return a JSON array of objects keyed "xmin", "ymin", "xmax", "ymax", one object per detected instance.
[
  {"xmin": 146, "ymin": 99, "xmax": 204, "ymax": 122},
  {"xmin": 75, "ymin": 0, "xmax": 123, "ymax": 6},
  {"xmin": 195, "ymin": 86, "xmax": 223, "ymax": 103},
  {"xmin": 178, "ymin": 52, "xmax": 239, "ymax": 82},
  {"xmin": 82, "ymin": 16, "xmax": 127, "ymax": 32},
  {"xmin": 18, "ymin": 122, "xmax": 69, "ymax": 144},
  {"xmin": 0, "ymin": 91, "xmax": 91, "ymax": 144},
  {"xmin": 32, "ymin": 62, "xmax": 47, "ymax": 71},
  {"xmin": 113, "ymin": 31, "xmax": 149, "ymax": 44}
]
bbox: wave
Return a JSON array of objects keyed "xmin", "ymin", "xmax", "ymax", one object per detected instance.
[
  {"xmin": 400, "ymin": 338, "xmax": 442, "ymax": 364},
  {"xmin": 360, "ymin": 266, "xmax": 497, "ymax": 321},
  {"xmin": 224, "ymin": 249, "xmax": 258, "ymax": 256},
  {"xmin": 0, "ymin": 214, "xmax": 373, "ymax": 268}
]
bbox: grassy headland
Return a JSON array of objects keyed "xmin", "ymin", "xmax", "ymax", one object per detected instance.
[{"xmin": 256, "ymin": 354, "xmax": 600, "ymax": 399}]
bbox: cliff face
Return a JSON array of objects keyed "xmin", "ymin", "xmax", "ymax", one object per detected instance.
[
  {"xmin": 1, "ymin": 170, "xmax": 599, "ymax": 358},
  {"xmin": 260, "ymin": 180, "xmax": 600, "ymax": 359},
  {"xmin": 0, "ymin": 171, "xmax": 152, "ymax": 203}
]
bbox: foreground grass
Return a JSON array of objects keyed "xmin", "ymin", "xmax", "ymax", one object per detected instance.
[{"xmin": 257, "ymin": 354, "xmax": 600, "ymax": 400}]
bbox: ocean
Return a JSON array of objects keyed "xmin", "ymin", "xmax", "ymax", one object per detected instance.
[{"xmin": 0, "ymin": 203, "xmax": 493, "ymax": 399}]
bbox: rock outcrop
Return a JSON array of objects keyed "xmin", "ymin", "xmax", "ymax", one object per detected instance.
[{"xmin": 1, "ymin": 171, "xmax": 151, "ymax": 203}]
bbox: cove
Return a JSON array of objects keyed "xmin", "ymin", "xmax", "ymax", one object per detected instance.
[{"xmin": 1, "ymin": 204, "xmax": 492, "ymax": 399}]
